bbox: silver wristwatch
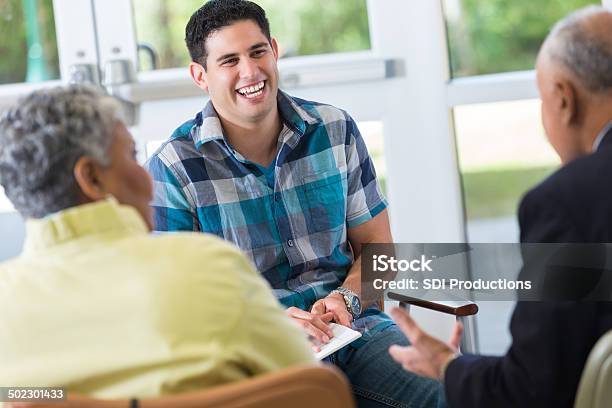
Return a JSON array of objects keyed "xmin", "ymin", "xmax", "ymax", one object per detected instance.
[{"xmin": 330, "ymin": 287, "xmax": 362, "ymax": 319}]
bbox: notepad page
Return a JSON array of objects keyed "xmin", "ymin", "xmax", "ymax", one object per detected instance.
[{"xmin": 315, "ymin": 323, "xmax": 362, "ymax": 360}]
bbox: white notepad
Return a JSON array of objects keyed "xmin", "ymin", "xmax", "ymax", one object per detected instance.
[{"xmin": 315, "ymin": 323, "xmax": 362, "ymax": 360}]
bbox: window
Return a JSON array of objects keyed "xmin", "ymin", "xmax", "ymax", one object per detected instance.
[
  {"xmin": 454, "ymin": 99, "xmax": 560, "ymax": 242},
  {"xmin": 453, "ymin": 99, "xmax": 561, "ymax": 355},
  {"xmin": 443, "ymin": 0, "xmax": 600, "ymax": 77},
  {"xmin": 360, "ymin": 121, "xmax": 387, "ymax": 196},
  {"xmin": 132, "ymin": 0, "xmax": 371, "ymax": 71},
  {"xmin": 0, "ymin": 187, "xmax": 15, "ymax": 213},
  {"xmin": 0, "ymin": 0, "xmax": 59, "ymax": 85}
]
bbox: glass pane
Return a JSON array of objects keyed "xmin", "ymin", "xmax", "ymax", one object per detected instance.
[
  {"xmin": 133, "ymin": 0, "xmax": 371, "ymax": 71},
  {"xmin": 0, "ymin": 211, "xmax": 25, "ymax": 262},
  {"xmin": 443, "ymin": 0, "xmax": 601, "ymax": 77},
  {"xmin": 359, "ymin": 121, "xmax": 387, "ymax": 196},
  {"xmin": 0, "ymin": 0, "xmax": 59, "ymax": 85},
  {"xmin": 455, "ymin": 100, "xmax": 558, "ymax": 354},
  {"xmin": 454, "ymin": 99, "xmax": 560, "ymax": 242}
]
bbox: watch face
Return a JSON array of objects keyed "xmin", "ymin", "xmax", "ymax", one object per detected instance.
[{"xmin": 350, "ymin": 296, "xmax": 362, "ymax": 315}]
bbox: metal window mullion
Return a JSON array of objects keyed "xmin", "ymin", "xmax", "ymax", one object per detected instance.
[
  {"xmin": 446, "ymin": 71, "xmax": 539, "ymax": 107},
  {"xmin": 52, "ymin": 0, "xmax": 99, "ymax": 82},
  {"xmin": 367, "ymin": 0, "xmax": 465, "ymax": 243},
  {"xmin": 91, "ymin": 0, "xmax": 138, "ymax": 72}
]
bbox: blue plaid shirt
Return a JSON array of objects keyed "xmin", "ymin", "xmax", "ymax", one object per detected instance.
[{"xmin": 145, "ymin": 91, "xmax": 392, "ymax": 342}]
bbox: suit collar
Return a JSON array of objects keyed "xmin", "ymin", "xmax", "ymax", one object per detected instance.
[{"xmin": 593, "ymin": 121, "xmax": 612, "ymax": 152}]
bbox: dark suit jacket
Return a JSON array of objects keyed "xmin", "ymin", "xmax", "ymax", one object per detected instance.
[{"xmin": 444, "ymin": 126, "xmax": 612, "ymax": 408}]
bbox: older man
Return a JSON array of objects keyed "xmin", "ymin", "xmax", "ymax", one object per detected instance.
[
  {"xmin": 389, "ymin": 6, "xmax": 612, "ymax": 408},
  {"xmin": 0, "ymin": 86, "xmax": 315, "ymax": 401}
]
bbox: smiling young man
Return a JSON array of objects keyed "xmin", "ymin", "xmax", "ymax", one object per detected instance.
[{"xmin": 145, "ymin": 1, "xmax": 442, "ymax": 406}]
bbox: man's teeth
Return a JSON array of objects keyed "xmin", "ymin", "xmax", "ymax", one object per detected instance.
[
  {"xmin": 243, "ymin": 89, "xmax": 263, "ymax": 98},
  {"xmin": 237, "ymin": 81, "xmax": 265, "ymax": 97}
]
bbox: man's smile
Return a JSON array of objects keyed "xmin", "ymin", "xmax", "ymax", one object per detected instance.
[{"xmin": 236, "ymin": 80, "xmax": 266, "ymax": 99}]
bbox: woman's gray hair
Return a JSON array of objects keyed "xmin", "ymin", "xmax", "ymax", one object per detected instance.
[
  {"xmin": 545, "ymin": 5, "xmax": 612, "ymax": 93},
  {"xmin": 0, "ymin": 85, "xmax": 123, "ymax": 218}
]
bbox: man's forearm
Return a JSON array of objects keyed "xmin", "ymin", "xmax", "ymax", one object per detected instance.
[
  {"xmin": 341, "ymin": 255, "xmax": 374, "ymax": 309},
  {"xmin": 342, "ymin": 209, "xmax": 393, "ymax": 311}
]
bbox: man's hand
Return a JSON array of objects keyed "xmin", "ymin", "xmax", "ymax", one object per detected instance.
[
  {"xmin": 285, "ymin": 306, "xmax": 334, "ymax": 352},
  {"xmin": 311, "ymin": 293, "xmax": 353, "ymax": 328},
  {"xmin": 388, "ymin": 307, "xmax": 463, "ymax": 381}
]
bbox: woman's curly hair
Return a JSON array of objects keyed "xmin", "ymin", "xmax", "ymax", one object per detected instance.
[{"xmin": 0, "ymin": 85, "xmax": 121, "ymax": 218}]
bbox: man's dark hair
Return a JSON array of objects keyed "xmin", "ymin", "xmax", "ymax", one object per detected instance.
[{"xmin": 185, "ymin": 0, "xmax": 271, "ymax": 69}]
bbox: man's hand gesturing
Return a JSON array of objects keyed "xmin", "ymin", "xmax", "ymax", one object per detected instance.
[{"xmin": 388, "ymin": 307, "xmax": 462, "ymax": 381}]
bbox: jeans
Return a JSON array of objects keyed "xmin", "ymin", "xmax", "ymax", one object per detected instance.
[{"xmin": 328, "ymin": 324, "xmax": 447, "ymax": 408}]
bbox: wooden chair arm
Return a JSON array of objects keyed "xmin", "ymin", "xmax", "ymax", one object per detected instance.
[{"xmin": 387, "ymin": 291, "xmax": 479, "ymax": 317}]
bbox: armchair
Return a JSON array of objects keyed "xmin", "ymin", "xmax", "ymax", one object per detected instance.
[
  {"xmin": 387, "ymin": 291, "xmax": 479, "ymax": 353},
  {"xmin": 190, "ymin": 364, "xmax": 354, "ymax": 408},
  {"xmin": 574, "ymin": 329, "xmax": 612, "ymax": 408}
]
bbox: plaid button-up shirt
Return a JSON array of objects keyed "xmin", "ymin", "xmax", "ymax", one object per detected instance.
[{"xmin": 145, "ymin": 91, "xmax": 392, "ymax": 341}]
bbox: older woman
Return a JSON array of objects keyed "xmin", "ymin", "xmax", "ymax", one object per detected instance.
[{"xmin": 0, "ymin": 86, "xmax": 315, "ymax": 406}]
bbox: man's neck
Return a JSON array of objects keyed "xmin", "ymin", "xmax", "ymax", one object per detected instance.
[{"xmin": 220, "ymin": 107, "xmax": 282, "ymax": 167}]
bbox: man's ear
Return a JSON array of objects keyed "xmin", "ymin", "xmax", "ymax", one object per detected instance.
[
  {"xmin": 554, "ymin": 79, "xmax": 578, "ymax": 126},
  {"xmin": 271, "ymin": 37, "xmax": 279, "ymax": 61},
  {"xmin": 189, "ymin": 61, "xmax": 209, "ymax": 93},
  {"xmin": 74, "ymin": 156, "xmax": 106, "ymax": 202}
]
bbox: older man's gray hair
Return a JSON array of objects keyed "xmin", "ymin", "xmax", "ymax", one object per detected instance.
[
  {"xmin": 0, "ymin": 86, "xmax": 122, "ymax": 219},
  {"xmin": 544, "ymin": 5, "xmax": 612, "ymax": 93}
]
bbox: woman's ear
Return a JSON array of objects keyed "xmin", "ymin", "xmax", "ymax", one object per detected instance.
[{"xmin": 74, "ymin": 156, "xmax": 106, "ymax": 201}]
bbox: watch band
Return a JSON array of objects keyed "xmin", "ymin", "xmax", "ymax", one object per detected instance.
[
  {"xmin": 331, "ymin": 290, "xmax": 352, "ymax": 313},
  {"xmin": 332, "ymin": 286, "xmax": 358, "ymax": 299},
  {"xmin": 330, "ymin": 287, "xmax": 360, "ymax": 318}
]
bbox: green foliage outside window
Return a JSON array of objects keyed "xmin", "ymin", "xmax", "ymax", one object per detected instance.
[
  {"xmin": 133, "ymin": 0, "xmax": 370, "ymax": 70},
  {"xmin": 446, "ymin": 0, "xmax": 601, "ymax": 77},
  {"xmin": 261, "ymin": 0, "xmax": 370, "ymax": 57},
  {"xmin": 0, "ymin": 0, "xmax": 58, "ymax": 84},
  {"xmin": 2, "ymin": 0, "xmax": 602, "ymax": 83}
]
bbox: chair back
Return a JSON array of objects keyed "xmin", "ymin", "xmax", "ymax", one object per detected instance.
[
  {"xmin": 195, "ymin": 364, "xmax": 355, "ymax": 408},
  {"xmin": 574, "ymin": 330, "xmax": 612, "ymax": 408}
]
